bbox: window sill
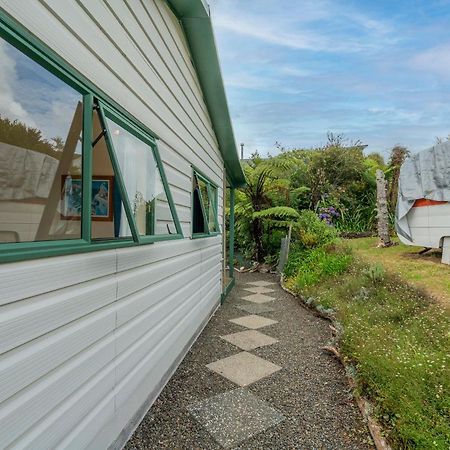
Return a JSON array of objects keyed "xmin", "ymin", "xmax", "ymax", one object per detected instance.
[
  {"xmin": 0, "ymin": 233, "xmax": 184, "ymax": 264},
  {"xmin": 191, "ymin": 232, "xmax": 221, "ymax": 240}
]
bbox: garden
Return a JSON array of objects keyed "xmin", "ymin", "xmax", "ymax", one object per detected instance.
[{"xmin": 232, "ymin": 136, "xmax": 450, "ymax": 449}]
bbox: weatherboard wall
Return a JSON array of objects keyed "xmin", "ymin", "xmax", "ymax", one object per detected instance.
[{"xmin": 0, "ymin": 1, "xmax": 225, "ymax": 449}]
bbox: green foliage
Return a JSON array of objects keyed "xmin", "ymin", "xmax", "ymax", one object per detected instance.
[
  {"xmin": 363, "ymin": 263, "xmax": 385, "ymax": 284},
  {"xmin": 253, "ymin": 206, "xmax": 300, "ymax": 221},
  {"xmin": 285, "ymin": 254, "xmax": 450, "ymax": 449},
  {"xmin": 296, "ymin": 210, "xmax": 338, "ymax": 248},
  {"xmin": 0, "ymin": 115, "xmax": 64, "ymax": 159},
  {"xmin": 283, "ymin": 244, "xmax": 353, "ymax": 287},
  {"xmin": 232, "ymin": 134, "xmax": 403, "ymax": 263}
]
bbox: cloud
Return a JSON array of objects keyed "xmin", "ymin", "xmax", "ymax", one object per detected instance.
[
  {"xmin": 0, "ymin": 40, "xmax": 81, "ymax": 143},
  {"xmin": 411, "ymin": 44, "xmax": 450, "ymax": 78},
  {"xmin": 211, "ymin": 0, "xmax": 396, "ymax": 54},
  {"xmin": 0, "ymin": 41, "xmax": 37, "ymax": 127}
]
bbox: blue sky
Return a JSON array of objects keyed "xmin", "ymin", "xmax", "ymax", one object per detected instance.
[{"xmin": 209, "ymin": 0, "xmax": 450, "ymax": 159}]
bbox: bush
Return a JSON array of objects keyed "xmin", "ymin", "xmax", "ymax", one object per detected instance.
[
  {"xmin": 283, "ymin": 244, "xmax": 353, "ymax": 287},
  {"xmin": 296, "ymin": 210, "xmax": 338, "ymax": 248}
]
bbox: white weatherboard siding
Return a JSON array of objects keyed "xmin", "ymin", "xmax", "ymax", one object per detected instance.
[{"xmin": 0, "ymin": 1, "xmax": 226, "ymax": 449}]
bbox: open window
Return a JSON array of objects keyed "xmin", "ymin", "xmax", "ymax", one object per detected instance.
[
  {"xmin": 0, "ymin": 23, "xmax": 183, "ymax": 261},
  {"xmin": 92, "ymin": 101, "xmax": 183, "ymax": 244},
  {"xmin": 192, "ymin": 170, "xmax": 220, "ymax": 237}
]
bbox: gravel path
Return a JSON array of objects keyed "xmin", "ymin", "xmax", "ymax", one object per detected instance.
[{"xmin": 125, "ymin": 272, "xmax": 373, "ymax": 449}]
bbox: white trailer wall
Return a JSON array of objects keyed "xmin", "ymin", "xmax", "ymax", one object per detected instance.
[{"xmin": 0, "ymin": 1, "xmax": 224, "ymax": 448}]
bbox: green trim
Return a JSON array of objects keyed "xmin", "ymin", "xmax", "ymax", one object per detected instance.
[
  {"xmin": 98, "ymin": 102, "xmax": 141, "ymax": 243},
  {"xmin": 221, "ymin": 276, "xmax": 235, "ymax": 304},
  {"xmin": 0, "ymin": 10, "xmax": 159, "ymax": 142},
  {"xmin": 192, "ymin": 232, "xmax": 220, "ymax": 240},
  {"xmin": 82, "ymin": 93, "xmax": 93, "ymax": 243},
  {"xmin": 166, "ymin": 1, "xmax": 246, "ymax": 188},
  {"xmin": 0, "ymin": 11, "xmax": 184, "ymax": 263},
  {"xmin": 228, "ymin": 187, "xmax": 236, "ymax": 278}
]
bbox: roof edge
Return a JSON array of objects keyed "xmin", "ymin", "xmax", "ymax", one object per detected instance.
[{"xmin": 166, "ymin": 0, "xmax": 246, "ymax": 188}]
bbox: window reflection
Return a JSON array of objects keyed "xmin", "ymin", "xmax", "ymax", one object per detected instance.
[
  {"xmin": 91, "ymin": 110, "xmax": 131, "ymax": 240},
  {"xmin": 0, "ymin": 38, "xmax": 83, "ymax": 243},
  {"xmin": 105, "ymin": 118, "xmax": 176, "ymax": 236}
]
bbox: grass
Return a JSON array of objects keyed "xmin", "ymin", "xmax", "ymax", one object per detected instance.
[
  {"xmin": 347, "ymin": 237, "xmax": 450, "ymax": 309},
  {"xmin": 284, "ymin": 243, "xmax": 450, "ymax": 449}
]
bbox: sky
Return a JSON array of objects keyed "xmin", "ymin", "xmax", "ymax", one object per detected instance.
[
  {"xmin": 209, "ymin": 0, "xmax": 450, "ymax": 159},
  {"xmin": 0, "ymin": 39, "xmax": 81, "ymax": 146}
]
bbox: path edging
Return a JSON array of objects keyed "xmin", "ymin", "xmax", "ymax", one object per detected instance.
[{"xmin": 279, "ymin": 276, "xmax": 391, "ymax": 450}]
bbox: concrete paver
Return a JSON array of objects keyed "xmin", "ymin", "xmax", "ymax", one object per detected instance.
[
  {"xmin": 221, "ymin": 329, "xmax": 278, "ymax": 351},
  {"xmin": 229, "ymin": 314, "xmax": 278, "ymax": 329},
  {"xmin": 206, "ymin": 351, "xmax": 282, "ymax": 387}
]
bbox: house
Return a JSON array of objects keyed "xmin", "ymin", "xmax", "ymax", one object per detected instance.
[{"xmin": 0, "ymin": 1, "xmax": 245, "ymax": 449}]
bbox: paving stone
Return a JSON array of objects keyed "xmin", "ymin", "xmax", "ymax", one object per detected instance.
[
  {"xmin": 229, "ymin": 314, "xmax": 278, "ymax": 330},
  {"xmin": 246, "ymin": 280, "xmax": 276, "ymax": 287},
  {"xmin": 206, "ymin": 352, "xmax": 282, "ymax": 386},
  {"xmin": 241, "ymin": 293, "xmax": 276, "ymax": 304},
  {"xmin": 234, "ymin": 302, "xmax": 276, "ymax": 314},
  {"xmin": 221, "ymin": 330, "xmax": 278, "ymax": 351},
  {"xmin": 187, "ymin": 388, "xmax": 285, "ymax": 448},
  {"xmin": 244, "ymin": 286, "xmax": 275, "ymax": 294}
]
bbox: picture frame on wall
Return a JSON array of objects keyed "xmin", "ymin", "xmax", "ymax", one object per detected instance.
[{"xmin": 61, "ymin": 175, "xmax": 114, "ymax": 221}]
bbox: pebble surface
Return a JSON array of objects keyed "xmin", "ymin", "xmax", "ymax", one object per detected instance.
[{"xmin": 125, "ymin": 272, "xmax": 373, "ymax": 449}]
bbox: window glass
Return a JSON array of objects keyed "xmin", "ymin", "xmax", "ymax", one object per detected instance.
[
  {"xmin": 105, "ymin": 117, "xmax": 176, "ymax": 236},
  {"xmin": 0, "ymin": 37, "xmax": 83, "ymax": 243},
  {"xmin": 192, "ymin": 172, "xmax": 219, "ymax": 235},
  {"xmin": 192, "ymin": 174, "xmax": 206, "ymax": 234},
  {"xmin": 207, "ymin": 185, "xmax": 218, "ymax": 232},
  {"xmin": 91, "ymin": 110, "xmax": 131, "ymax": 240}
]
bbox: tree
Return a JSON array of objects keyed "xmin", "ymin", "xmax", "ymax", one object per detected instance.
[
  {"xmin": 376, "ymin": 169, "xmax": 392, "ymax": 247},
  {"xmin": 387, "ymin": 145, "xmax": 409, "ymax": 214},
  {"xmin": 238, "ymin": 154, "xmax": 295, "ymax": 262}
]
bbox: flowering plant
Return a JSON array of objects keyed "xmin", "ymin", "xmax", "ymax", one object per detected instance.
[{"xmin": 318, "ymin": 206, "xmax": 340, "ymax": 225}]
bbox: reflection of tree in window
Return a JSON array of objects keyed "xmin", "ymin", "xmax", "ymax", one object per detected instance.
[{"xmin": 0, "ymin": 37, "xmax": 83, "ymax": 243}]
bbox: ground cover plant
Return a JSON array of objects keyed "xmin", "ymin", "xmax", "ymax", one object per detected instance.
[
  {"xmin": 348, "ymin": 237, "xmax": 450, "ymax": 309},
  {"xmin": 284, "ymin": 243, "xmax": 450, "ymax": 449}
]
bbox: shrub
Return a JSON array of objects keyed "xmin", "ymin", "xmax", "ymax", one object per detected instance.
[
  {"xmin": 283, "ymin": 244, "xmax": 353, "ymax": 287},
  {"xmin": 296, "ymin": 210, "xmax": 338, "ymax": 249}
]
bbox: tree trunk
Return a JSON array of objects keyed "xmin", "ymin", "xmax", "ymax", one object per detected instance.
[{"xmin": 376, "ymin": 169, "xmax": 392, "ymax": 247}]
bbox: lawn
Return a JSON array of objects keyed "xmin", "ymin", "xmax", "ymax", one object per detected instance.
[
  {"xmin": 284, "ymin": 242, "xmax": 450, "ymax": 449},
  {"xmin": 347, "ymin": 237, "xmax": 450, "ymax": 309}
]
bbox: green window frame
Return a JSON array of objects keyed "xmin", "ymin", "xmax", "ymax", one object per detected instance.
[
  {"xmin": 0, "ymin": 11, "xmax": 183, "ymax": 263},
  {"xmin": 191, "ymin": 168, "xmax": 220, "ymax": 239}
]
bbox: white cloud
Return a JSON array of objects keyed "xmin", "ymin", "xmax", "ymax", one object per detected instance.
[
  {"xmin": 411, "ymin": 44, "xmax": 450, "ymax": 78},
  {"xmin": 0, "ymin": 40, "xmax": 81, "ymax": 142},
  {"xmin": 210, "ymin": 0, "xmax": 396, "ymax": 54},
  {"xmin": 0, "ymin": 41, "xmax": 37, "ymax": 127}
]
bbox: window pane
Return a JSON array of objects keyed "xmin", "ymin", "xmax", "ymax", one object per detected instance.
[
  {"xmin": 91, "ymin": 110, "xmax": 131, "ymax": 240},
  {"xmin": 192, "ymin": 173, "xmax": 218, "ymax": 235},
  {"xmin": 0, "ymin": 38, "xmax": 83, "ymax": 243},
  {"xmin": 208, "ymin": 185, "xmax": 218, "ymax": 232},
  {"xmin": 105, "ymin": 118, "xmax": 176, "ymax": 236},
  {"xmin": 192, "ymin": 174, "xmax": 206, "ymax": 234}
]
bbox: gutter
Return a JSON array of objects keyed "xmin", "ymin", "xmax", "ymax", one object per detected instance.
[{"xmin": 166, "ymin": 0, "xmax": 246, "ymax": 188}]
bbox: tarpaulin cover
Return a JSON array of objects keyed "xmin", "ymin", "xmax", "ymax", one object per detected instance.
[
  {"xmin": 396, "ymin": 141, "xmax": 450, "ymax": 241},
  {"xmin": 0, "ymin": 142, "xmax": 58, "ymax": 200}
]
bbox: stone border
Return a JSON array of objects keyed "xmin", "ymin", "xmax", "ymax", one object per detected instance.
[{"xmin": 279, "ymin": 276, "xmax": 391, "ymax": 450}]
